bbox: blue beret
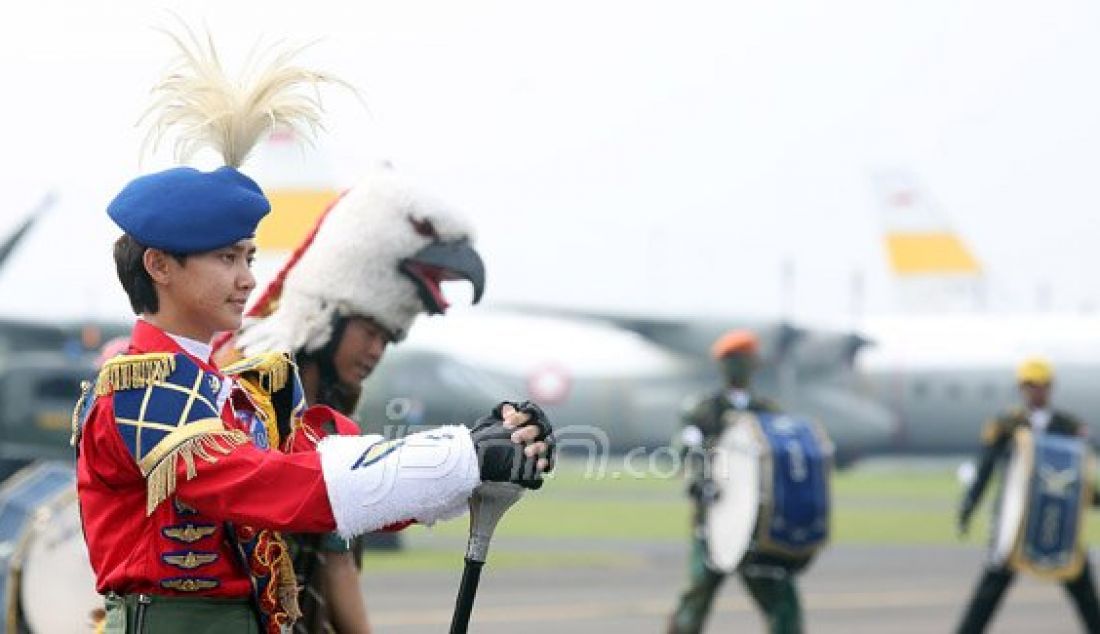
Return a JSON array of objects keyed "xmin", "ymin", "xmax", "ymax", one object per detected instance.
[{"xmin": 107, "ymin": 166, "xmax": 270, "ymax": 253}]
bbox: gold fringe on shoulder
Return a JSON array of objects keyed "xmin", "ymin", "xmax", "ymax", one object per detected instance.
[
  {"xmin": 222, "ymin": 352, "xmax": 295, "ymax": 448},
  {"xmin": 144, "ymin": 427, "xmax": 249, "ymax": 516},
  {"xmin": 95, "ymin": 353, "xmax": 177, "ymax": 396},
  {"xmin": 223, "ymin": 352, "xmax": 291, "ymax": 393}
]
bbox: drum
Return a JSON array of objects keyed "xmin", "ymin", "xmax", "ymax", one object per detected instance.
[
  {"xmin": 704, "ymin": 415, "xmax": 760, "ymax": 572},
  {"xmin": 994, "ymin": 428, "xmax": 1091, "ymax": 581},
  {"xmin": 704, "ymin": 411, "xmax": 832, "ymax": 573},
  {"xmin": 0, "ymin": 461, "xmax": 100, "ymax": 633}
]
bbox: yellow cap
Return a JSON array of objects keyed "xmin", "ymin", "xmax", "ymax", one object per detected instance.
[{"xmin": 1016, "ymin": 357, "xmax": 1053, "ymax": 385}]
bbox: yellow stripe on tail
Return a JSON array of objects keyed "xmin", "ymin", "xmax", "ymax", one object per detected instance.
[
  {"xmin": 256, "ymin": 189, "xmax": 339, "ymax": 250},
  {"xmin": 885, "ymin": 232, "xmax": 981, "ymax": 276}
]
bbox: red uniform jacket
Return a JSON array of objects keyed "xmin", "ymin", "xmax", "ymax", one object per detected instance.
[{"xmin": 76, "ymin": 320, "xmax": 340, "ymax": 598}]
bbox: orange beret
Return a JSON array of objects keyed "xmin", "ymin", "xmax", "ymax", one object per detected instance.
[{"xmin": 711, "ymin": 329, "xmax": 759, "ymax": 359}]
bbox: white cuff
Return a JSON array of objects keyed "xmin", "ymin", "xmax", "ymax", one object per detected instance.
[{"xmin": 317, "ymin": 425, "xmax": 479, "ymax": 538}]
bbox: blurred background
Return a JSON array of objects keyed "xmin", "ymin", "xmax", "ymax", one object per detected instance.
[{"xmin": 3, "ymin": 1, "xmax": 1100, "ymax": 632}]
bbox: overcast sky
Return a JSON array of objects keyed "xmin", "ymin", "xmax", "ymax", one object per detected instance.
[{"xmin": 2, "ymin": 0, "xmax": 1099, "ymax": 326}]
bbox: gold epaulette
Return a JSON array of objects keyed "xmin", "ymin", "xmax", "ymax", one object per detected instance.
[
  {"xmin": 981, "ymin": 408, "xmax": 1026, "ymax": 445},
  {"xmin": 94, "ymin": 353, "xmax": 177, "ymax": 396},
  {"xmin": 222, "ymin": 352, "xmax": 297, "ymax": 448},
  {"xmin": 222, "ymin": 351, "xmax": 291, "ymax": 393}
]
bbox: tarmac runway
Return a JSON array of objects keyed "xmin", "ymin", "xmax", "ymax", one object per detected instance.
[{"xmin": 362, "ymin": 536, "xmax": 1092, "ymax": 633}]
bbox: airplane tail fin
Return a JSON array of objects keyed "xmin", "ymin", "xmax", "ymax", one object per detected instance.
[
  {"xmin": 0, "ymin": 191, "xmax": 56, "ymax": 272},
  {"xmin": 871, "ymin": 170, "xmax": 984, "ymax": 311},
  {"xmin": 250, "ymin": 129, "xmax": 342, "ymax": 251}
]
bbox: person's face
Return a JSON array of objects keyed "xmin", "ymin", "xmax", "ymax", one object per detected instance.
[
  {"xmin": 332, "ymin": 317, "xmax": 391, "ymax": 388},
  {"xmin": 720, "ymin": 352, "xmax": 755, "ymax": 388},
  {"xmin": 147, "ymin": 240, "xmax": 256, "ymax": 340},
  {"xmin": 1020, "ymin": 381, "xmax": 1051, "ymax": 409}
]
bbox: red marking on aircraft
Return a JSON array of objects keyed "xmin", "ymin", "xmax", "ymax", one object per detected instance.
[
  {"xmin": 527, "ymin": 364, "xmax": 572, "ymax": 405},
  {"xmin": 891, "ymin": 190, "xmax": 915, "ymax": 208}
]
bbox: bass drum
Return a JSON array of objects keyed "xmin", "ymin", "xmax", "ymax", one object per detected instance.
[
  {"xmin": 993, "ymin": 427, "xmax": 1091, "ymax": 580},
  {"xmin": 992, "ymin": 429, "xmax": 1033, "ymax": 567},
  {"xmin": 704, "ymin": 413, "xmax": 761, "ymax": 573},
  {"xmin": 0, "ymin": 461, "xmax": 100, "ymax": 633}
]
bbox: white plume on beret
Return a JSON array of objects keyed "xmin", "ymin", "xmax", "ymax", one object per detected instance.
[{"xmin": 141, "ymin": 21, "xmax": 346, "ymax": 169}]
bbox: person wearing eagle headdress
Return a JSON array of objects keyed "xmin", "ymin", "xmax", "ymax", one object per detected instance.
[
  {"xmin": 212, "ymin": 135, "xmax": 491, "ymax": 634},
  {"xmin": 73, "ymin": 27, "xmax": 554, "ymax": 634}
]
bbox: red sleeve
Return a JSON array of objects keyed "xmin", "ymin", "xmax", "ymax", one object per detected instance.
[
  {"xmin": 290, "ymin": 405, "xmax": 362, "ymax": 453},
  {"xmin": 176, "ymin": 440, "xmax": 337, "ymax": 533},
  {"xmin": 85, "ymin": 395, "xmax": 337, "ymax": 533},
  {"xmin": 80, "ymin": 397, "xmax": 145, "ymax": 486}
]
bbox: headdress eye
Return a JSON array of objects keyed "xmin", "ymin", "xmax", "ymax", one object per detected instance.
[{"xmin": 409, "ymin": 216, "xmax": 439, "ymax": 239}]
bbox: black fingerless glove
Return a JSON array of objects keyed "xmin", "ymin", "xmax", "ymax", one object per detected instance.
[{"xmin": 471, "ymin": 401, "xmax": 555, "ymax": 490}]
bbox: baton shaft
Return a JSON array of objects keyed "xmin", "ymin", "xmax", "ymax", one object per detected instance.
[{"xmin": 449, "ymin": 558, "xmax": 484, "ymax": 634}]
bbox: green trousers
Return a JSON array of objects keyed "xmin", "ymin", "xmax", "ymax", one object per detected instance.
[
  {"xmin": 669, "ymin": 536, "xmax": 803, "ymax": 634},
  {"xmin": 103, "ymin": 593, "xmax": 260, "ymax": 634}
]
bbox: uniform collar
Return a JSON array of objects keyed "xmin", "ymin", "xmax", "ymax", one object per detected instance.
[
  {"xmin": 1028, "ymin": 407, "xmax": 1053, "ymax": 432},
  {"xmin": 166, "ymin": 333, "xmax": 213, "ymax": 364},
  {"xmin": 129, "ymin": 319, "xmax": 221, "ymax": 374},
  {"xmin": 726, "ymin": 388, "xmax": 751, "ymax": 410}
]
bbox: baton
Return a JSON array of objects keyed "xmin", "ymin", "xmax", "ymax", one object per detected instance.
[{"xmin": 448, "ymin": 482, "xmax": 524, "ymax": 634}]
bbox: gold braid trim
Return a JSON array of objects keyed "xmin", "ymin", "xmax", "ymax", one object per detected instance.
[
  {"xmin": 143, "ymin": 421, "xmax": 249, "ymax": 516},
  {"xmin": 232, "ymin": 377, "xmax": 280, "ymax": 448},
  {"xmin": 223, "ymin": 352, "xmax": 291, "ymax": 393},
  {"xmin": 70, "ymin": 380, "xmax": 93, "ymax": 447},
  {"xmin": 276, "ymin": 540, "xmax": 302, "ymax": 622},
  {"xmin": 223, "ymin": 352, "xmax": 295, "ymax": 447},
  {"xmin": 95, "ymin": 353, "xmax": 177, "ymax": 396}
]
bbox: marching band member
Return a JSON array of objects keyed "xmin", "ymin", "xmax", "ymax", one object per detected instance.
[
  {"xmin": 956, "ymin": 357, "xmax": 1100, "ymax": 633},
  {"xmin": 74, "ymin": 28, "xmax": 552, "ymax": 634},
  {"xmin": 669, "ymin": 330, "xmax": 828, "ymax": 634}
]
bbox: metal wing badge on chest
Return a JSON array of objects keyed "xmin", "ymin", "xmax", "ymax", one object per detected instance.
[{"xmin": 99, "ymin": 353, "xmax": 249, "ymax": 515}]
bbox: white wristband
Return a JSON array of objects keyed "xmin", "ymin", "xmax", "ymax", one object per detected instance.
[{"xmin": 317, "ymin": 425, "xmax": 479, "ymax": 538}]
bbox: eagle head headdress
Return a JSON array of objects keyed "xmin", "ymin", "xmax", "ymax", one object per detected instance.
[{"xmin": 235, "ymin": 164, "xmax": 486, "ymax": 355}]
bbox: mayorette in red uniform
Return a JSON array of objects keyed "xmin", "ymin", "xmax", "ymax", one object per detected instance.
[
  {"xmin": 76, "ymin": 316, "xmax": 480, "ymax": 633},
  {"xmin": 76, "ymin": 319, "xmax": 340, "ymax": 599}
]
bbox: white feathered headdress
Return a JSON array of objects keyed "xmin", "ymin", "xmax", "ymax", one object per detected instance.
[{"xmin": 235, "ymin": 164, "xmax": 486, "ymax": 353}]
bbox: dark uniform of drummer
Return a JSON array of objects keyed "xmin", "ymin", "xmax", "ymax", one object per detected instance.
[
  {"xmin": 956, "ymin": 358, "xmax": 1100, "ymax": 633},
  {"xmin": 669, "ymin": 330, "xmax": 805, "ymax": 634}
]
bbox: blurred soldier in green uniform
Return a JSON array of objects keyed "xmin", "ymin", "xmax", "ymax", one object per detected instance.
[
  {"xmin": 956, "ymin": 357, "xmax": 1100, "ymax": 633},
  {"xmin": 668, "ymin": 330, "xmax": 805, "ymax": 634}
]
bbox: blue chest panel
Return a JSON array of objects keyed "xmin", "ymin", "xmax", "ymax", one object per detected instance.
[
  {"xmin": 1020, "ymin": 433, "xmax": 1087, "ymax": 572},
  {"xmin": 111, "ymin": 354, "xmax": 223, "ymax": 466},
  {"xmin": 757, "ymin": 413, "xmax": 831, "ymax": 554}
]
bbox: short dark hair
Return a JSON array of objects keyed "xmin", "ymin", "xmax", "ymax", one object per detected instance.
[{"xmin": 112, "ymin": 235, "xmax": 186, "ymax": 314}]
